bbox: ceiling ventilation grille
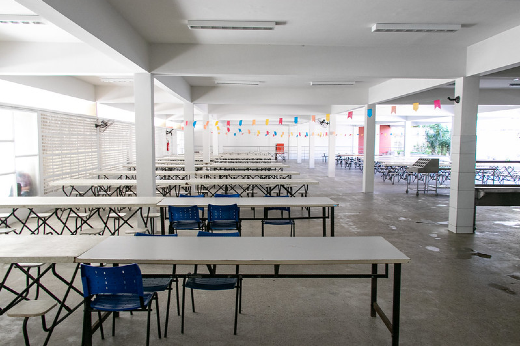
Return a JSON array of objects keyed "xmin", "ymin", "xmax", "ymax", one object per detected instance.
[
  {"xmin": 372, "ymin": 23, "xmax": 461, "ymax": 33},
  {"xmin": 215, "ymin": 81, "xmax": 262, "ymax": 86},
  {"xmin": 188, "ymin": 20, "xmax": 276, "ymax": 30},
  {"xmin": 0, "ymin": 15, "xmax": 46, "ymax": 25}
]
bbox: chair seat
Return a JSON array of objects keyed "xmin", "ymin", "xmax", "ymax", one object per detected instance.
[
  {"xmin": 7, "ymin": 300, "xmax": 57, "ymax": 318},
  {"xmin": 185, "ymin": 277, "xmax": 237, "ymax": 291},
  {"xmin": 91, "ymin": 293, "xmax": 154, "ymax": 311},
  {"xmin": 263, "ymin": 219, "xmax": 294, "ymax": 225},
  {"xmin": 142, "ymin": 277, "xmax": 173, "ymax": 292}
]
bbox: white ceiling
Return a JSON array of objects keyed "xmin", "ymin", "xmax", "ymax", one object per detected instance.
[{"xmin": 1, "ymin": 0, "xmax": 520, "ymax": 123}]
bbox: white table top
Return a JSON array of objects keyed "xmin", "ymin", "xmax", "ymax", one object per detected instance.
[
  {"xmin": 76, "ymin": 236, "xmax": 410, "ymax": 265},
  {"xmin": 0, "ymin": 196, "xmax": 163, "ymax": 208},
  {"xmin": 158, "ymin": 196, "xmax": 338, "ymax": 208},
  {"xmin": 0, "ymin": 235, "xmax": 107, "ymax": 263},
  {"xmin": 187, "ymin": 178, "xmax": 318, "ymax": 185},
  {"xmin": 194, "ymin": 171, "xmax": 300, "ymax": 176}
]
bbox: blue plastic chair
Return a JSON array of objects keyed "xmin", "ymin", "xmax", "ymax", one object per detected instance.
[
  {"xmin": 80, "ymin": 263, "xmax": 161, "ymax": 346},
  {"xmin": 168, "ymin": 205, "xmax": 204, "ymax": 234},
  {"xmin": 207, "ymin": 204, "xmax": 241, "ymax": 234},
  {"xmin": 262, "ymin": 195, "xmax": 295, "ymax": 237},
  {"xmin": 179, "ymin": 194, "xmax": 205, "ymax": 217},
  {"xmin": 182, "ymin": 231, "xmax": 242, "ymax": 335},
  {"xmin": 134, "ymin": 232, "xmax": 179, "ymax": 337}
]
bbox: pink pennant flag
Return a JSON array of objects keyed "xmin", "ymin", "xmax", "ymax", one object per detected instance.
[
  {"xmin": 312, "ymin": 115, "xmax": 316, "ymax": 122},
  {"xmin": 391, "ymin": 106, "xmax": 397, "ymax": 114},
  {"xmin": 434, "ymin": 99, "xmax": 441, "ymax": 109},
  {"xmin": 279, "ymin": 118, "xmax": 283, "ymax": 125},
  {"xmin": 227, "ymin": 127, "xmax": 230, "ymax": 132},
  {"xmin": 347, "ymin": 111, "xmax": 353, "ymax": 119},
  {"xmin": 185, "ymin": 121, "xmax": 188, "ymax": 126},
  {"xmin": 226, "ymin": 120, "xmax": 230, "ymax": 126}
]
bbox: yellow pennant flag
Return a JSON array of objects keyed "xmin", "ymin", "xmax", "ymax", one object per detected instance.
[
  {"xmin": 257, "ymin": 130, "xmax": 260, "ymax": 135},
  {"xmin": 281, "ymin": 132, "xmax": 284, "ymax": 137},
  {"xmin": 265, "ymin": 119, "xmax": 269, "ymax": 125},
  {"xmin": 291, "ymin": 132, "xmax": 293, "ymax": 136},
  {"xmin": 215, "ymin": 121, "xmax": 219, "ymax": 126},
  {"xmin": 217, "ymin": 126, "xmax": 220, "ymax": 130},
  {"xmin": 326, "ymin": 114, "xmax": 330, "ymax": 122},
  {"xmin": 413, "ymin": 103, "xmax": 419, "ymax": 111}
]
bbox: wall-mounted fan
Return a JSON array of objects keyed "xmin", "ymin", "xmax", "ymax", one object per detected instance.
[
  {"xmin": 95, "ymin": 119, "xmax": 114, "ymax": 132},
  {"xmin": 166, "ymin": 129, "xmax": 174, "ymax": 135},
  {"xmin": 317, "ymin": 118, "xmax": 330, "ymax": 128}
]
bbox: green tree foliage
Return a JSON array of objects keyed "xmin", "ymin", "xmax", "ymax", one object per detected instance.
[{"xmin": 423, "ymin": 124, "xmax": 451, "ymax": 155}]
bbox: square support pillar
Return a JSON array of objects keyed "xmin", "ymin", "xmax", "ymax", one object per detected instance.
[
  {"xmin": 448, "ymin": 76, "xmax": 480, "ymax": 234},
  {"xmin": 328, "ymin": 114, "xmax": 337, "ymax": 177},
  {"xmin": 362, "ymin": 105, "xmax": 376, "ymax": 193},
  {"xmin": 183, "ymin": 103, "xmax": 195, "ymax": 172},
  {"xmin": 134, "ymin": 73, "xmax": 156, "ymax": 197},
  {"xmin": 202, "ymin": 113, "xmax": 210, "ymax": 163}
]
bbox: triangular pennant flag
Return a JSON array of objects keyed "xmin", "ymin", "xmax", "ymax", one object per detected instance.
[
  {"xmin": 305, "ymin": 132, "xmax": 308, "ymax": 137},
  {"xmin": 234, "ymin": 133, "xmax": 236, "ymax": 136},
  {"xmin": 347, "ymin": 111, "xmax": 353, "ymax": 119},
  {"xmin": 252, "ymin": 120, "xmax": 256, "ymax": 125},
  {"xmin": 367, "ymin": 109, "xmax": 373, "ymax": 118},
  {"xmin": 215, "ymin": 121, "xmax": 218, "ymax": 126},
  {"xmin": 294, "ymin": 117, "xmax": 298, "ymax": 124},
  {"xmin": 226, "ymin": 120, "xmax": 230, "ymax": 126},
  {"xmin": 205, "ymin": 121, "xmax": 209, "ymax": 126},
  {"xmin": 265, "ymin": 119, "xmax": 269, "ymax": 125},
  {"xmin": 326, "ymin": 114, "xmax": 330, "ymax": 122},
  {"xmin": 181, "ymin": 126, "xmax": 184, "ymax": 130},
  {"xmin": 239, "ymin": 120, "xmax": 243, "ymax": 126},
  {"xmin": 227, "ymin": 127, "xmax": 230, "ymax": 132},
  {"xmin": 391, "ymin": 106, "xmax": 397, "ymax": 114},
  {"xmin": 266, "ymin": 131, "xmax": 269, "ymax": 135},
  {"xmin": 248, "ymin": 129, "xmax": 251, "ymax": 134},
  {"xmin": 312, "ymin": 115, "xmax": 316, "ymax": 122},
  {"xmin": 239, "ymin": 128, "xmax": 242, "ymax": 132},
  {"xmin": 434, "ymin": 99, "xmax": 441, "ymax": 109},
  {"xmin": 257, "ymin": 130, "xmax": 260, "ymax": 135},
  {"xmin": 413, "ymin": 103, "xmax": 419, "ymax": 111},
  {"xmin": 299, "ymin": 132, "xmax": 301, "ymax": 137},
  {"xmin": 279, "ymin": 118, "xmax": 283, "ymax": 125},
  {"xmin": 281, "ymin": 132, "xmax": 284, "ymax": 137},
  {"xmin": 274, "ymin": 131, "xmax": 277, "ymax": 136},
  {"xmin": 185, "ymin": 121, "xmax": 189, "ymax": 126},
  {"xmin": 192, "ymin": 121, "xmax": 197, "ymax": 127},
  {"xmin": 291, "ymin": 132, "xmax": 294, "ymax": 136},
  {"xmin": 204, "ymin": 125, "xmax": 207, "ymax": 130}
]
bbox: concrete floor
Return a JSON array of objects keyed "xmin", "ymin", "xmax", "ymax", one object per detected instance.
[{"xmin": 1, "ymin": 160, "xmax": 520, "ymax": 346}]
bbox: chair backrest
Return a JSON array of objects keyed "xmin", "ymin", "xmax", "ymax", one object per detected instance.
[
  {"xmin": 168, "ymin": 205, "xmax": 201, "ymax": 222},
  {"xmin": 208, "ymin": 204, "xmax": 240, "ymax": 222},
  {"xmin": 81, "ymin": 263, "xmax": 144, "ymax": 298},
  {"xmin": 197, "ymin": 230, "xmax": 240, "ymax": 237},
  {"xmin": 180, "ymin": 194, "xmax": 205, "ymax": 198},
  {"xmin": 134, "ymin": 232, "xmax": 178, "ymax": 237},
  {"xmin": 264, "ymin": 195, "xmax": 291, "ymax": 213},
  {"xmin": 214, "ymin": 193, "xmax": 240, "ymax": 198}
]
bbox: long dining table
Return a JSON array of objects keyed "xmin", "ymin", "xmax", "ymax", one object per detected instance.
[
  {"xmin": 158, "ymin": 196, "xmax": 338, "ymax": 236},
  {"xmin": 76, "ymin": 236, "xmax": 410, "ymax": 346}
]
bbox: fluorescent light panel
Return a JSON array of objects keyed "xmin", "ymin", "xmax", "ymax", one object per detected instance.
[
  {"xmin": 215, "ymin": 80, "xmax": 262, "ymax": 86},
  {"xmin": 372, "ymin": 23, "xmax": 461, "ymax": 33},
  {"xmin": 0, "ymin": 15, "xmax": 46, "ymax": 25},
  {"xmin": 101, "ymin": 78, "xmax": 133, "ymax": 83},
  {"xmin": 188, "ymin": 20, "xmax": 276, "ymax": 30},
  {"xmin": 310, "ymin": 81, "xmax": 356, "ymax": 86}
]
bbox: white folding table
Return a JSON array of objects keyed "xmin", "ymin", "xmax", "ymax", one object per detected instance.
[
  {"xmin": 0, "ymin": 235, "xmax": 106, "ymax": 344},
  {"xmin": 158, "ymin": 196, "xmax": 338, "ymax": 236},
  {"xmin": 76, "ymin": 236, "xmax": 410, "ymax": 346}
]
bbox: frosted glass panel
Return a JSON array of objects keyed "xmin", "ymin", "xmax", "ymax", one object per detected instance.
[
  {"xmin": 0, "ymin": 174, "xmax": 16, "ymax": 197},
  {"xmin": 16, "ymin": 156, "xmax": 39, "ymax": 196},
  {"xmin": 14, "ymin": 111, "xmax": 38, "ymax": 156},
  {"xmin": 0, "ymin": 109, "xmax": 14, "ymax": 140},
  {"xmin": 0, "ymin": 142, "xmax": 15, "ymax": 174}
]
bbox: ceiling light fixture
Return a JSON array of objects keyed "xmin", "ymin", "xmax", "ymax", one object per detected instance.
[
  {"xmin": 215, "ymin": 81, "xmax": 262, "ymax": 86},
  {"xmin": 372, "ymin": 23, "xmax": 461, "ymax": 33},
  {"xmin": 0, "ymin": 14, "xmax": 47, "ymax": 25},
  {"xmin": 310, "ymin": 81, "xmax": 356, "ymax": 86},
  {"xmin": 188, "ymin": 20, "xmax": 276, "ymax": 30},
  {"xmin": 100, "ymin": 77, "xmax": 133, "ymax": 83}
]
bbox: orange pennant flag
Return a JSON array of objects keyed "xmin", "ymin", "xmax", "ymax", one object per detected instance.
[
  {"xmin": 391, "ymin": 106, "xmax": 397, "ymax": 114},
  {"xmin": 252, "ymin": 120, "xmax": 256, "ymax": 125},
  {"xmin": 413, "ymin": 103, "xmax": 419, "ymax": 111},
  {"xmin": 312, "ymin": 115, "xmax": 316, "ymax": 122}
]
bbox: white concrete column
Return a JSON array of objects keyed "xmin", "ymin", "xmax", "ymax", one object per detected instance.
[
  {"xmin": 183, "ymin": 103, "xmax": 195, "ymax": 172},
  {"xmin": 352, "ymin": 126, "xmax": 358, "ymax": 154},
  {"xmin": 134, "ymin": 73, "xmax": 156, "ymax": 197},
  {"xmin": 404, "ymin": 121, "xmax": 413, "ymax": 157},
  {"xmin": 212, "ymin": 120, "xmax": 219, "ymax": 156},
  {"xmin": 327, "ymin": 114, "xmax": 337, "ymax": 177},
  {"xmin": 202, "ymin": 113, "xmax": 210, "ymax": 163},
  {"xmin": 448, "ymin": 76, "xmax": 480, "ymax": 234},
  {"xmin": 170, "ymin": 131, "xmax": 178, "ymax": 155},
  {"xmin": 375, "ymin": 124, "xmax": 381, "ymax": 156},
  {"xmin": 309, "ymin": 119, "xmax": 315, "ymax": 168},
  {"xmin": 362, "ymin": 105, "xmax": 376, "ymax": 193},
  {"xmin": 296, "ymin": 125, "xmax": 302, "ymax": 164}
]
